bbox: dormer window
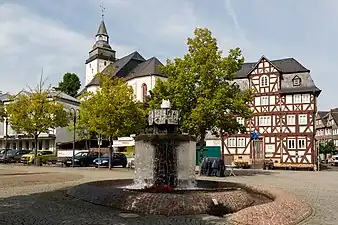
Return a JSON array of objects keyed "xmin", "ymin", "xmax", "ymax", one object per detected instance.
[
  {"xmin": 260, "ymin": 75, "xmax": 269, "ymax": 87},
  {"xmin": 293, "ymin": 76, "xmax": 301, "ymax": 86}
]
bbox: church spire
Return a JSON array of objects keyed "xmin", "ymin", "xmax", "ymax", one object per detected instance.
[
  {"xmin": 97, "ymin": 2, "xmax": 108, "ymax": 37},
  {"xmin": 96, "ymin": 20, "xmax": 108, "ymax": 37}
]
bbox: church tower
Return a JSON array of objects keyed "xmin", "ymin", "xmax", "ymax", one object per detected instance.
[{"xmin": 85, "ymin": 20, "xmax": 116, "ymax": 86}]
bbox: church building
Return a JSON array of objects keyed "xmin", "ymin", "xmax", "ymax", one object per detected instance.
[{"xmin": 79, "ymin": 19, "xmax": 167, "ymax": 102}]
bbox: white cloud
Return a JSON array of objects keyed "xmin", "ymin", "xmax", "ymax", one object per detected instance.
[{"xmin": 0, "ymin": 3, "xmax": 134, "ymax": 93}]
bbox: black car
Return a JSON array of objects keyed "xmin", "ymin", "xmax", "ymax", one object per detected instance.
[
  {"xmin": 93, "ymin": 153, "xmax": 128, "ymax": 168},
  {"xmin": 0, "ymin": 149, "xmax": 30, "ymax": 163},
  {"xmin": 63, "ymin": 151, "xmax": 102, "ymax": 167}
]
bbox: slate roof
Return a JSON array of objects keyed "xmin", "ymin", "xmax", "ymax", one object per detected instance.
[
  {"xmin": 84, "ymin": 51, "xmax": 166, "ymax": 92},
  {"xmin": 96, "ymin": 20, "xmax": 108, "ymax": 36},
  {"xmin": 318, "ymin": 111, "xmax": 329, "ymax": 118},
  {"xmin": 236, "ymin": 57, "xmax": 310, "ymax": 78},
  {"xmin": 124, "ymin": 57, "xmax": 165, "ymax": 81},
  {"xmin": 86, "ymin": 51, "xmax": 146, "ymax": 87},
  {"xmin": 330, "ymin": 112, "xmax": 338, "ymax": 127},
  {"xmin": 4, "ymin": 89, "xmax": 79, "ymax": 105},
  {"xmin": 234, "ymin": 56, "xmax": 321, "ymax": 95}
]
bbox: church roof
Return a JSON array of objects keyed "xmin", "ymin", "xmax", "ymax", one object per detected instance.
[
  {"xmin": 124, "ymin": 57, "xmax": 164, "ymax": 80},
  {"xmin": 85, "ymin": 51, "xmax": 146, "ymax": 87},
  {"xmin": 96, "ymin": 20, "xmax": 108, "ymax": 36}
]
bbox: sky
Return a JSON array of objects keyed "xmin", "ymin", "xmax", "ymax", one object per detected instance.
[{"xmin": 0, "ymin": 0, "xmax": 336, "ymax": 110}]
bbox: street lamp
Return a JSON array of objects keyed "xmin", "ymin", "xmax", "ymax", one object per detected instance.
[
  {"xmin": 69, "ymin": 108, "xmax": 80, "ymax": 168},
  {"xmin": 3, "ymin": 116, "xmax": 8, "ymax": 160}
]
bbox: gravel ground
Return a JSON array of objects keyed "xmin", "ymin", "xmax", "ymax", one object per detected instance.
[{"xmin": 0, "ymin": 165, "xmax": 336, "ymax": 225}]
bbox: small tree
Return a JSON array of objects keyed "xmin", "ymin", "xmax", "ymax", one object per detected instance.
[
  {"xmin": 148, "ymin": 28, "xmax": 253, "ymax": 149},
  {"xmin": 79, "ymin": 73, "xmax": 147, "ymax": 169},
  {"xmin": 58, "ymin": 73, "xmax": 81, "ymax": 97},
  {"xmin": 319, "ymin": 140, "xmax": 336, "ymax": 156},
  {"xmin": 5, "ymin": 80, "xmax": 69, "ymax": 165}
]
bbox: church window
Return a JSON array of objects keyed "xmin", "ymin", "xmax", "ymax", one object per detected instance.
[
  {"xmin": 89, "ymin": 64, "xmax": 91, "ymax": 68},
  {"xmin": 142, "ymin": 83, "xmax": 147, "ymax": 102},
  {"xmin": 104, "ymin": 61, "xmax": 107, "ymax": 66},
  {"xmin": 92, "ymin": 69, "xmax": 94, "ymax": 73},
  {"xmin": 293, "ymin": 76, "xmax": 301, "ymax": 86},
  {"xmin": 260, "ymin": 75, "xmax": 269, "ymax": 87}
]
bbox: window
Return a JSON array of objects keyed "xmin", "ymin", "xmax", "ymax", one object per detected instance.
[
  {"xmin": 293, "ymin": 94, "xmax": 301, "ymax": 104},
  {"xmin": 92, "ymin": 69, "xmax": 94, "ymax": 73},
  {"xmin": 236, "ymin": 117, "xmax": 245, "ymax": 125},
  {"xmin": 89, "ymin": 64, "xmax": 91, "ymax": 68},
  {"xmin": 141, "ymin": 83, "xmax": 147, "ymax": 102},
  {"xmin": 287, "ymin": 115, "xmax": 295, "ymax": 125},
  {"xmin": 288, "ymin": 139, "xmax": 296, "ymax": 149},
  {"xmin": 227, "ymin": 138, "xmax": 236, "ymax": 147},
  {"xmin": 237, "ymin": 138, "xmax": 245, "ymax": 147},
  {"xmin": 259, "ymin": 116, "xmax": 271, "ymax": 126},
  {"xmin": 260, "ymin": 75, "xmax": 269, "ymax": 87},
  {"xmin": 104, "ymin": 61, "xmax": 107, "ymax": 66},
  {"xmin": 260, "ymin": 96, "xmax": 269, "ymax": 105},
  {"xmin": 293, "ymin": 76, "xmax": 301, "ymax": 86},
  {"xmin": 302, "ymin": 94, "xmax": 310, "ymax": 103},
  {"xmin": 298, "ymin": 139, "xmax": 306, "ymax": 149},
  {"xmin": 299, "ymin": 114, "xmax": 307, "ymax": 125}
]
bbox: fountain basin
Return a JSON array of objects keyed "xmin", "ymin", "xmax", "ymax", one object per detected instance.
[{"xmin": 67, "ymin": 179, "xmax": 272, "ymax": 216}]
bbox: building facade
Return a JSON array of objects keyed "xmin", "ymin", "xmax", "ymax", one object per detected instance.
[
  {"xmin": 79, "ymin": 20, "xmax": 167, "ymax": 101},
  {"xmin": 0, "ymin": 90, "xmax": 80, "ymax": 152},
  {"xmin": 315, "ymin": 109, "xmax": 338, "ymax": 149},
  {"xmin": 220, "ymin": 56, "xmax": 321, "ymax": 168}
]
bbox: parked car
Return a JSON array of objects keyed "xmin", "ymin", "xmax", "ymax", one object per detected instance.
[
  {"xmin": 63, "ymin": 151, "xmax": 101, "ymax": 167},
  {"xmin": 21, "ymin": 150, "xmax": 55, "ymax": 164},
  {"xmin": 93, "ymin": 153, "xmax": 128, "ymax": 168},
  {"xmin": 331, "ymin": 155, "xmax": 338, "ymax": 166},
  {"xmin": 0, "ymin": 149, "xmax": 30, "ymax": 163}
]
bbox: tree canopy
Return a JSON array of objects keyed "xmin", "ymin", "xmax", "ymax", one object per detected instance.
[
  {"xmin": 79, "ymin": 73, "xmax": 147, "ymax": 168},
  {"xmin": 5, "ymin": 87, "xmax": 69, "ymax": 164},
  {"xmin": 319, "ymin": 140, "xmax": 337, "ymax": 156},
  {"xmin": 58, "ymin": 73, "xmax": 81, "ymax": 97},
  {"xmin": 148, "ymin": 28, "xmax": 254, "ymax": 146}
]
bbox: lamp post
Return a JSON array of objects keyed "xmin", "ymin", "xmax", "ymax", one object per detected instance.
[
  {"xmin": 70, "ymin": 108, "xmax": 80, "ymax": 168},
  {"xmin": 4, "ymin": 116, "xmax": 8, "ymax": 160}
]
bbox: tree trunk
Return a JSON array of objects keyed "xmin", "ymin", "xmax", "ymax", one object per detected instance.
[
  {"xmin": 85, "ymin": 139, "xmax": 88, "ymax": 150},
  {"xmin": 34, "ymin": 134, "xmax": 39, "ymax": 166},
  {"xmin": 108, "ymin": 136, "xmax": 113, "ymax": 170}
]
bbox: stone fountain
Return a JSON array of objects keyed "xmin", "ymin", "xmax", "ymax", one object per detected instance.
[
  {"xmin": 132, "ymin": 99, "xmax": 196, "ymax": 190},
  {"xmin": 67, "ymin": 100, "xmax": 272, "ymax": 216}
]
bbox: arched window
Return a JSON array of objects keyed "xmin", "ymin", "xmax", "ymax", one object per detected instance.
[
  {"xmin": 260, "ymin": 75, "xmax": 269, "ymax": 87},
  {"xmin": 142, "ymin": 83, "xmax": 147, "ymax": 102}
]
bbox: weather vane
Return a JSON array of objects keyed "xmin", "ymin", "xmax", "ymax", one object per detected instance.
[{"xmin": 100, "ymin": 1, "xmax": 105, "ymax": 21}]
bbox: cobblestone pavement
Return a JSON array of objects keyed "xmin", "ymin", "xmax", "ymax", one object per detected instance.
[
  {"xmin": 203, "ymin": 169, "xmax": 338, "ymax": 225},
  {"xmin": 0, "ymin": 165, "xmax": 336, "ymax": 225},
  {"xmin": 0, "ymin": 165, "xmax": 227, "ymax": 225}
]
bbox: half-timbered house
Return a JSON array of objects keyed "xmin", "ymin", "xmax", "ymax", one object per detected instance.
[{"xmin": 223, "ymin": 56, "xmax": 321, "ymax": 169}]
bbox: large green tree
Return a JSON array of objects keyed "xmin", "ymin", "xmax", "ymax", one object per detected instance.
[
  {"xmin": 148, "ymin": 28, "xmax": 254, "ymax": 149},
  {"xmin": 79, "ymin": 73, "xmax": 147, "ymax": 169},
  {"xmin": 5, "ymin": 84, "xmax": 69, "ymax": 165},
  {"xmin": 58, "ymin": 73, "xmax": 81, "ymax": 97}
]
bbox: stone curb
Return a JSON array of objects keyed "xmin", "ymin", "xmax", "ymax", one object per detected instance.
[
  {"xmin": 67, "ymin": 179, "xmax": 257, "ymax": 216},
  {"xmin": 67, "ymin": 179, "xmax": 312, "ymax": 224},
  {"xmin": 225, "ymin": 183, "xmax": 313, "ymax": 225}
]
